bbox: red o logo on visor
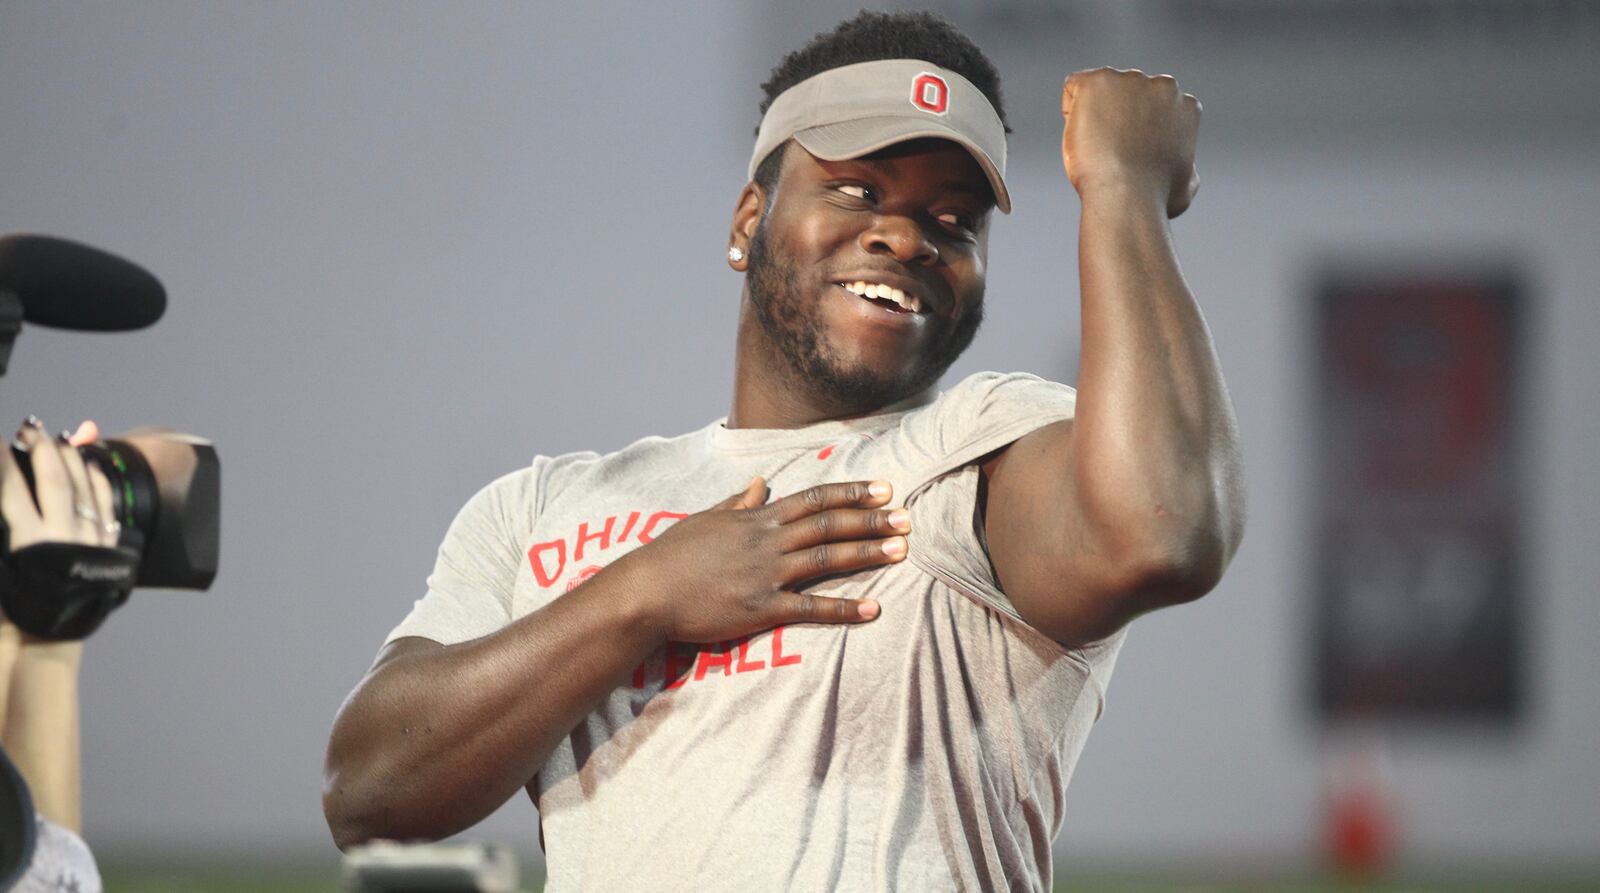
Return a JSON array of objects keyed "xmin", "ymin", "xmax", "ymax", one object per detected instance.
[{"xmin": 911, "ymin": 73, "xmax": 949, "ymax": 115}]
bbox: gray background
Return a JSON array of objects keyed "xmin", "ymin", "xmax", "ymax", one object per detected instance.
[{"xmin": 1, "ymin": 0, "xmax": 1596, "ymax": 874}]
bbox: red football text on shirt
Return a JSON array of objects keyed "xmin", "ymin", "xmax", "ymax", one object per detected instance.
[
  {"xmin": 528, "ymin": 509, "xmax": 690, "ymax": 587},
  {"xmin": 631, "ymin": 626, "xmax": 803, "ymax": 690}
]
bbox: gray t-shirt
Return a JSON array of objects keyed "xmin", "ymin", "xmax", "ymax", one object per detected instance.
[{"xmin": 386, "ymin": 371, "xmax": 1126, "ymax": 892}]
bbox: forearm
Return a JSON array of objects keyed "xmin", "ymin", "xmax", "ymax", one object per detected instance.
[
  {"xmin": 0, "ymin": 623, "xmax": 20, "ymax": 733},
  {"xmin": 323, "ymin": 561, "xmax": 666, "ymax": 848},
  {"xmin": 1071, "ymin": 184, "xmax": 1243, "ymax": 584},
  {"xmin": 1, "ymin": 639, "xmax": 84, "ymax": 832}
]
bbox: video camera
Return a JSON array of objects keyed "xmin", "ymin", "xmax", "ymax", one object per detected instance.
[{"xmin": 0, "ymin": 234, "xmax": 220, "ymax": 640}]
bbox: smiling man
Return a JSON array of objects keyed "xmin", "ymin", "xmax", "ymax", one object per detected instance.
[{"xmin": 324, "ymin": 11, "xmax": 1244, "ymax": 891}]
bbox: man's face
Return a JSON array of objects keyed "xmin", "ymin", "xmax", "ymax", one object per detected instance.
[{"xmin": 743, "ymin": 138, "xmax": 992, "ymax": 413}]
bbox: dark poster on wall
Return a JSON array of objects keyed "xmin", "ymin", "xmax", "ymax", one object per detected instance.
[{"xmin": 1313, "ymin": 269, "xmax": 1522, "ymax": 723}]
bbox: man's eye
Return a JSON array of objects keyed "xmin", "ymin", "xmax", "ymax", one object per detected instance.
[
  {"xmin": 938, "ymin": 212, "xmax": 974, "ymax": 232},
  {"xmin": 836, "ymin": 184, "xmax": 873, "ymax": 201}
]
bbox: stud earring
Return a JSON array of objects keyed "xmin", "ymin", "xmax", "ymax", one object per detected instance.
[{"xmin": 728, "ymin": 246, "xmax": 744, "ymax": 263}]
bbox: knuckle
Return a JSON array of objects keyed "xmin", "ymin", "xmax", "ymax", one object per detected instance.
[
  {"xmin": 795, "ymin": 595, "xmax": 819, "ymax": 623},
  {"xmin": 809, "ymin": 545, "xmax": 831, "ymax": 573},
  {"xmin": 811, "ymin": 512, "xmax": 835, "ymax": 539},
  {"xmin": 800, "ymin": 486, "xmax": 826, "ymax": 512}
]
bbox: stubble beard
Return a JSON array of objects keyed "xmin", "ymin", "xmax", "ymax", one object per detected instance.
[{"xmin": 744, "ymin": 222, "xmax": 983, "ymax": 416}]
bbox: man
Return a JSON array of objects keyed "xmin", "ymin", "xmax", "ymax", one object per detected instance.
[{"xmin": 324, "ymin": 10, "xmax": 1243, "ymax": 891}]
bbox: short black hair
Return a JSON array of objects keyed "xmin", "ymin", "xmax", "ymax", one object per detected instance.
[{"xmin": 752, "ymin": 10, "xmax": 1009, "ymax": 196}]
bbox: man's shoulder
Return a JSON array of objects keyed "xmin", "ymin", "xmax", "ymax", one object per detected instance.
[
  {"xmin": 450, "ymin": 423, "xmax": 713, "ymax": 534},
  {"xmin": 933, "ymin": 370, "xmax": 1075, "ymax": 408},
  {"xmin": 542, "ymin": 422, "xmax": 714, "ymax": 479},
  {"xmin": 491, "ymin": 421, "xmax": 716, "ymax": 507},
  {"xmin": 904, "ymin": 371, "xmax": 1077, "ymax": 438}
]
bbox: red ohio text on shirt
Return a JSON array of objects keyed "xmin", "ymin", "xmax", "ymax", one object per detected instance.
[{"xmin": 528, "ymin": 509, "xmax": 689, "ymax": 588}]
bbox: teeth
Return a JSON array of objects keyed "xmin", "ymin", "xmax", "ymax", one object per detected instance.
[{"xmin": 839, "ymin": 280, "xmax": 922, "ymax": 313}]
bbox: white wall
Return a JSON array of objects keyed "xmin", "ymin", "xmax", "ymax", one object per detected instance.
[{"xmin": 1, "ymin": 1, "xmax": 1594, "ymax": 871}]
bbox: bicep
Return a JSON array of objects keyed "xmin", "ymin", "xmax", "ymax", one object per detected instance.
[
  {"xmin": 336, "ymin": 637, "xmax": 445, "ymax": 734},
  {"xmin": 980, "ymin": 419, "xmax": 1145, "ymax": 647},
  {"xmin": 370, "ymin": 635, "xmax": 443, "ymax": 673}
]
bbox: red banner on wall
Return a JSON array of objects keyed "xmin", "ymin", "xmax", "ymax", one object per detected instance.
[{"xmin": 1313, "ymin": 269, "xmax": 1523, "ymax": 722}]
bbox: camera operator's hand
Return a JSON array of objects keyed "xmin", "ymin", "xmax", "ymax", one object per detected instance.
[
  {"xmin": 0, "ymin": 418, "xmax": 111, "ymax": 838},
  {"xmin": 2, "ymin": 418, "xmax": 118, "ymax": 556},
  {"xmin": 613, "ymin": 477, "xmax": 908, "ymax": 644}
]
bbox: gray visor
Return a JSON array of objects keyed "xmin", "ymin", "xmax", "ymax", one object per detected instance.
[{"xmin": 749, "ymin": 59, "xmax": 1011, "ymax": 213}]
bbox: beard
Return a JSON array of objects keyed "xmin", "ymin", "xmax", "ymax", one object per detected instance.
[{"xmin": 744, "ymin": 222, "xmax": 983, "ymax": 415}]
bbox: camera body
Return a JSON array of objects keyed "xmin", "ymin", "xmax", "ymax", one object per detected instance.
[{"xmin": 340, "ymin": 841, "xmax": 521, "ymax": 893}]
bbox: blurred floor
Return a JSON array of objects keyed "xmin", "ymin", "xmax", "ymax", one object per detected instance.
[{"xmin": 97, "ymin": 860, "xmax": 1600, "ymax": 893}]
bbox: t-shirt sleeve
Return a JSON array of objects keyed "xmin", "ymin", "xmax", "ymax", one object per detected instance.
[
  {"xmin": 901, "ymin": 372, "xmax": 1080, "ymax": 638},
  {"xmin": 383, "ymin": 463, "xmax": 543, "ymax": 647}
]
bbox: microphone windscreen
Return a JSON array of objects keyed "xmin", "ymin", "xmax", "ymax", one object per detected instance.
[{"xmin": 0, "ymin": 234, "xmax": 166, "ymax": 331}]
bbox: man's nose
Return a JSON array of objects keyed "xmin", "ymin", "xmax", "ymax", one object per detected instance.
[{"xmin": 860, "ymin": 216, "xmax": 939, "ymax": 267}]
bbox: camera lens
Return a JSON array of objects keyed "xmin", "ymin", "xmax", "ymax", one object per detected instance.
[{"xmin": 78, "ymin": 428, "xmax": 219, "ymax": 590}]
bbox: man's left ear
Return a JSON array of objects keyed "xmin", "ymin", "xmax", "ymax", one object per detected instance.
[{"xmin": 726, "ymin": 182, "xmax": 764, "ymax": 272}]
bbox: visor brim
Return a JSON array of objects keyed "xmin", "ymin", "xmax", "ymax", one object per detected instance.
[{"xmin": 795, "ymin": 118, "xmax": 1012, "ymax": 214}]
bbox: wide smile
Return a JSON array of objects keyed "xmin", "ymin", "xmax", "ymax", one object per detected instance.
[
  {"xmin": 831, "ymin": 275, "xmax": 940, "ymax": 328},
  {"xmin": 837, "ymin": 279, "xmax": 923, "ymax": 314},
  {"xmin": 832, "ymin": 283, "xmax": 927, "ymax": 329}
]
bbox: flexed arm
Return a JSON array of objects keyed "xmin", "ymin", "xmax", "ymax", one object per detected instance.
[{"xmin": 981, "ymin": 68, "xmax": 1246, "ymax": 647}]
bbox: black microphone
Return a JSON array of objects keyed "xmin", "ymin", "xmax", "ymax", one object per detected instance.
[{"xmin": 0, "ymin": 234, "xmax": 166, "ymax": 331}]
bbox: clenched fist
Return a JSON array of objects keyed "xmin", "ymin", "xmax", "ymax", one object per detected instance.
[{"xmin": 1061, "ymin": 67, "xmax": 1201, "ymax": 218}]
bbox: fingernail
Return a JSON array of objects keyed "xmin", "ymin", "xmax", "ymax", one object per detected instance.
[
  {"xmin": 882, "ymin": 536, "xmax": 906, "ymax": 557},
  {"xmin": 24, "ymin": 415, "xmax": 43, "ymax": 429},
  {"xmin": 858, "ymin": 600, "xmax": 880, "ymax": 620},
  {"xmin": 887, "ymin": 510, "xmax": 911, "ymax": 531},
  {"xmin": 868, "ymin": 481, "xmax": 891, "ymax": 499}
]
